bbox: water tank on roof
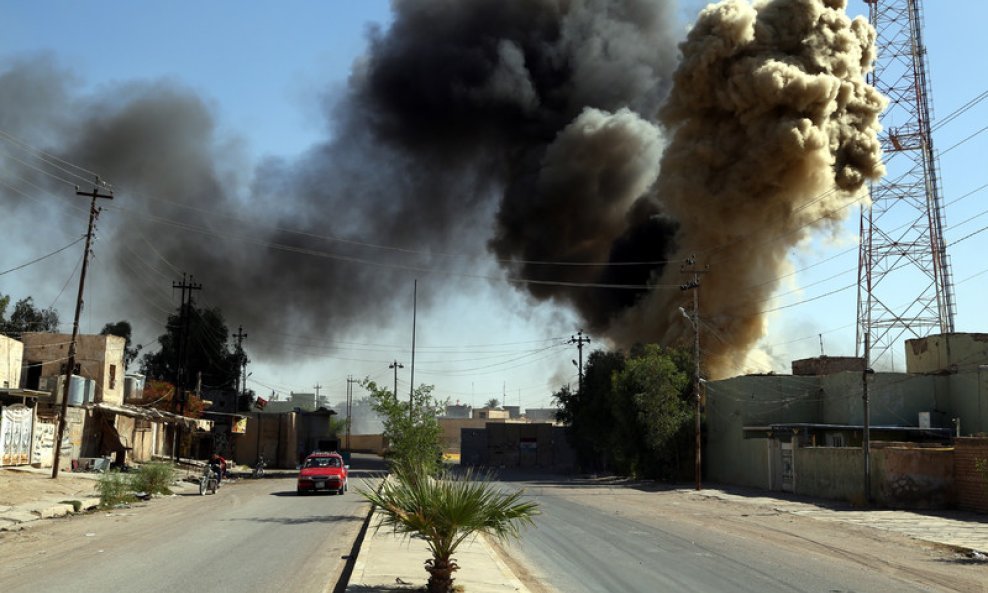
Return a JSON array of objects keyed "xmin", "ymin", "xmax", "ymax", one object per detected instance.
[
  {"xmin": 83, "ymin": 378, "xmax": 96, "ymax": 403},
  {"xmin": 124, "ymin": 373, "xmax": 146, "ymax": 401},
  {"xmin": 68, "ymin": 375, "xmax": 85, "ymax": 405}
]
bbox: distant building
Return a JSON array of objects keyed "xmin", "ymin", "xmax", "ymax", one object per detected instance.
[
  {"xmin": 444, "ymin": 404, "xmax": 472, "ymax": 419},
  {"xmin": 259, "ymin": 391, "xmax": 321, "ymax": 414},
  {"xmin": 792, "ymin": 356, "xmax": 865, "ymax": 376},
  {"xmin": 473, "ymin": 407, "xmax": 510, "ymax": 420},
  {"xmin": 524, "ymin": 408, "xmax": 558, "ymax": 422}
]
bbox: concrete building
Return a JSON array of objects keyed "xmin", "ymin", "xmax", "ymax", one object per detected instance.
[
  {"xmin": 705, "ymin": 333, "xmax": 988, "ymax": 507},
  {"xmin": 21, "ymin": 332, "xmax": 126, "ymax": 405},
  {"xmin": 443, "ymin": 404, "xmax": 472, "ymax": 419},
  {"xmin": 0, "ymin": 335, "xmax": 23, "ymax": 389},
  {"xmin": 524, "ymin": 408, "xmax": 559, "ymax": 422},
  {"xmin": 461, "ymin": 422, "xmax": 575, "ymax": 470},
  {"xmin": 473, "ymin": 407, "xmax": 509, "ymax": 420},
  {"xmin": 233, "ymin": 408, "xmax": 339, "ymax": 468},
  {"xmin": 259, "ymin": 391, "xmax": 325, "ymax": 414}
]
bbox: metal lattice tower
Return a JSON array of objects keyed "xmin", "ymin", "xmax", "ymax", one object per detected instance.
[{"xmin": 857, "ymin": 0, "xmax": 956, "ymax": 369}]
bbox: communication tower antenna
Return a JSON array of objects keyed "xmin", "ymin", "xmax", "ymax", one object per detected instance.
[{"xmin": 857, "ymin": 0, "xmax": 956, "ymax": 369}]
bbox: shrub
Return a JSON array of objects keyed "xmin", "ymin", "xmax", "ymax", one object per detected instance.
[
  {"xmin": 95, "ymin": 471, "xmax": 135, "ymax": 508},
  {"xmin": 361, "ymin": 465, "xmax": 538, "ymax": 593},
  {"xmin": 130, "ymin": 462, "xmax": 176, "ymax": 495}
]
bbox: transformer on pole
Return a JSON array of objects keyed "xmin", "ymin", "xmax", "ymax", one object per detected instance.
[{"xmin": 857, "ymin": 0, "xmax": 956, "ymax": 369}]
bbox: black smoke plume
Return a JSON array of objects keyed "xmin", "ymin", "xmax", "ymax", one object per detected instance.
[{"xmin": 0, "ymin": 0, "xmax": 883, "ymax": 378}]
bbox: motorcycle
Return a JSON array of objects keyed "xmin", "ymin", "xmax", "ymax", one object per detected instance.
[
  {"xmin": 252, "ymin": 454, "xmax": 266, "ymax": 479},
  {"xmin": 199, "ymin": 464, "xmax": 220, "ymax": 495}
]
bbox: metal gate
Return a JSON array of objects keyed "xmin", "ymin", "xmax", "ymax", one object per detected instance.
[
  {"xmin": 781, "ymin": 442, "xmax": 794, "ymax": 492},
  {"xmin": 0, "ymin": 404, "xmax": 34, "ymax": 466}
]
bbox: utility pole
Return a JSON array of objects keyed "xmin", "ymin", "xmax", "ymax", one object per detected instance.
[
  {"xmin": 862, "ymin": 332, "xmax": 873, "ymax": 503},
  {"xmin": 346, "ymin": 375, "xmax": 356, "ymax": 452},
  {"xmin": 680, "ymin": 254, "xmax": 708, "ymax": 491},
  {"xmin": 234, "ymin": 326, "xmax": 248, "ymax": 412},
  {"xmin": 171, "ymin": 274, "xmax": 201, "ymax": 461},
  {"xmin": 569, "ymin": 330, "xmax": 591, "ymax": 391},
  {"xmin": 52, "ymin": 178, "xmax": 112, "ymax": 479},
  {"xmin": 410, "ymin": 279, "xmax": 417, "ymax": 421}
]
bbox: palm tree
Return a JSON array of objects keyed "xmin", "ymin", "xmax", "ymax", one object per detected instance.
[{"xmin": 361, "ymin": 465, "xmax": 538, "ymax": 593}]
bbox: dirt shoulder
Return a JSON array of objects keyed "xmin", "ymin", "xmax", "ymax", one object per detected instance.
[{"xmin": 0, "ymin": 468, "xmax": 101, "ymax": 507}]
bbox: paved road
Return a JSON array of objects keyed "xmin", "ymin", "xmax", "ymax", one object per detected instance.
[
  {"xmin": 0, "ymin": 454, "xmax": 385, "ymax": 593},
  {"xmin": 494, "ymin": 473, "xmax": 983, "ymax": 593}
]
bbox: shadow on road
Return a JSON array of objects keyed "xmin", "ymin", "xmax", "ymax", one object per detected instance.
[{"xmin": 225, "ymin": 514, "xmax": 364, "ymax": 526}]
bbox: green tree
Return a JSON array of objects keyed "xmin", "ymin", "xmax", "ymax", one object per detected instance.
[
  {"xmin": 362, "ymin": 379, "xmax": 444, "ymax": 476},
  {"xmin": 485, "ymin": 397, "xmax": 500, "ymax": 408},
  {"xmin": 361, "ymin": 464, "xmax": 538, "ymax": 593},
  {"xmin": 553, "ymin": 349, "xmax": 626, "ymax": 471},
  {"xmin": 553, "ymin": 345, "xmax": 693, "ymax": 479},
  {"xmin": 139, "ymin": 302, "xmax": 240, "ymax": 391},
  {"xmin": 100, "ymin": 320, "xmax": 142, "ymax": 369},
  {"xmin": 612, "ymin": 344, "xmax": 692, "ymax": 478},
  {"xmin": 0, "ymin": 293, "xmax": 59, "ymax": 339}
]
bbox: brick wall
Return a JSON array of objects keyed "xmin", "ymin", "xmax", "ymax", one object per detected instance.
[{"xmin": 954, "ymin": 437, "xmax": 988, "ymax": 514}]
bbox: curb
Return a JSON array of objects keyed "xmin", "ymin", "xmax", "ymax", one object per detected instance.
[{"xmin": 334, "ymin": 500, "xmax": 376, "ymax": 593}]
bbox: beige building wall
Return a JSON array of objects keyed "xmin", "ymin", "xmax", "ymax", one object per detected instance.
[
  {"xmin": 21, "ymin": 333, "xmax": 126, "ymax": 405},
  {"xmin": 439, "ymin": 418, "xmax": 507, "ymax": 452},
  {"xmin": 906, "ymin": 333, "xmax": 988, "ymax": 373},
  {"xmin": 348, "ymin": 434, "xmax": 387, "ymax": 454},
  {"xmin": 0, "ymin": 335, "xmax": 24, "ymax": 388},
  {"xmin": 472, "ymin": 407, "xmax": 509, "ymax": 420}
]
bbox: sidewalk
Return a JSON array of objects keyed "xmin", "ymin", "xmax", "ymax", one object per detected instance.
[
  {"xmin": 696, "ymin": 486, "xmax": 988, "ymax": 555},
  {"xmin": 346, "ymin": 520, "xmax": 531, "ymax": 593},
  {"xmin": 0, "ymin": 464, "xmax": 199, "ymax": 532}
]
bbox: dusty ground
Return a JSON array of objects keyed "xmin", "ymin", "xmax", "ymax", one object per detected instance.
[{"xmin": 0, "ymin": 468, "xmax": 102, "ymax": 507}]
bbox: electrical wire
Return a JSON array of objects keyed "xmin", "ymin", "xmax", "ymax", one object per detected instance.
[{"xmin": 0, "ymin": 237, "xmax": 84, "ymax": 277}]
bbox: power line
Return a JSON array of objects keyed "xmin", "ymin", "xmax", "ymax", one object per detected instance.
[{"xmin": 0, "ymin": 237, "xmax": 84, "ymax": 277}]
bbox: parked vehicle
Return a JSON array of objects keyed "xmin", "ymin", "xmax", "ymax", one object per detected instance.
[
  {"xmin": 199, "ymin": 465, "xmax": 220, "ymax": 495},
  {"xmin": 297, "ymin": 452, "xmax": 348, "ymax": 495}
]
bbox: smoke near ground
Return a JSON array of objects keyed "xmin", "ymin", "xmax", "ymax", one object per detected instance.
[
  {"xmin": 611, "ymin": 0, "xmax": 886, "ymax": 377},
  {"xmin": 0, "ymin": 0, "xmax": 883, "ymax": 379}
]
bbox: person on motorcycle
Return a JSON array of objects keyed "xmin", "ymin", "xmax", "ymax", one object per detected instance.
[{"xmin": 208, "ymin": 453, "xmax": 227, "ymax": 484}]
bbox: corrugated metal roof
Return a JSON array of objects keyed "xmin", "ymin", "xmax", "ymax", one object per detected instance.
[{"xmin": 93, "ymin": 402, "xmax": 206, "ymax": 430}]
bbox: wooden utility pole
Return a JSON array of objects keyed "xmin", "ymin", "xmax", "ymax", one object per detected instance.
[
  {"xmin": 234, "ymin": 326, "xmax": 248, "ymax": 411},
  {"xmin": 52, "ymin": 179, "xmax": 113, "ymax": 479},
  {"xmin": 569, "ymin": 330, "xmax": 591, "ymax": 391},
  {"xmin": 346, "ymin": 375, "xmax": 356, "ymax": 452},
  {"xmin": 410, "ymin": 279, "xmax": 417, "ymax": 420},
  {"xmin": 171, "ymin": 274, "xmax": 201, "ymax": 461},
  {"xmin": 389, "ymin": 360, "xmax": 404, "ymax": 402},
  {"xmin": 680, "ymin": 255, "xmax": 708, "ymax": 492}
]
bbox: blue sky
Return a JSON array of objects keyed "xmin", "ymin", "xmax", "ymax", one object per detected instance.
[{"xmin": 2, "ymin": 1, "xmax": 987, "ymax": 411}]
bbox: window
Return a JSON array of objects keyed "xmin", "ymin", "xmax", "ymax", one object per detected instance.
[{"xmin": 109, "ymin": 365, "xmax": 117, "ymax": 389}]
